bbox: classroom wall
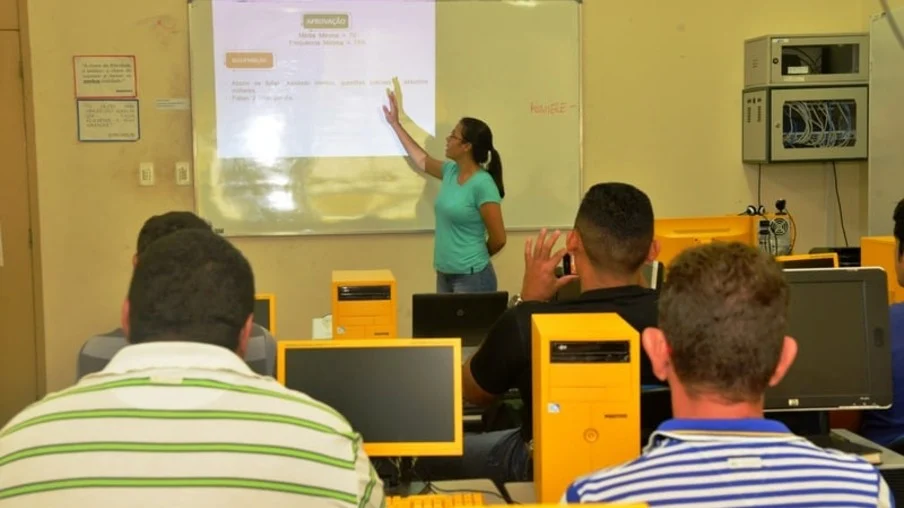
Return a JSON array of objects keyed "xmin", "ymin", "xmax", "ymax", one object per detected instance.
[{"xmin": 26, "ymin": 0, "xmax": 881, "ymax": 392}]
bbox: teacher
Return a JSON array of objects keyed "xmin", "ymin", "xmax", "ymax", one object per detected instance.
[{"xmin": 383, "ymin": 88, "xmax": 506, "ymax": 293}]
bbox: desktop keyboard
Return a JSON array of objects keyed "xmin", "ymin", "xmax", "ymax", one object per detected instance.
[{"xmin": 386, "ymin": 493, "xmax": 485, "ymax": 507}]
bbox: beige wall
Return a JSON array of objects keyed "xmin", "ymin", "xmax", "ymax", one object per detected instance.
[
  {"xmin": 864, "ymin": 0, "xmax": 904, "ymax": 23},
  {"xmin": 26, "ymin": 0, "xmax": 889, "ymax": 392}
]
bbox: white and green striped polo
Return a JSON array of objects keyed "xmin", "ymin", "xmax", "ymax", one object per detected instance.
[{"xmin": 0, "ymin": 342, "xmax": 385, "ymax": 508}]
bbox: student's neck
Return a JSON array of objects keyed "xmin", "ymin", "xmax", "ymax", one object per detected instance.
[
  {"xmin": 577, "ymin": 269, "xmax": 638, "ymax": 292},
  {"xmin": 670, "ymin": 384, "xmax": 765, "ymax": 420}
]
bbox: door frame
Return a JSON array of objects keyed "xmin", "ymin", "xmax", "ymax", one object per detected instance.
[{"xmin": 13, "ymin": 0, "xmax": 46, "ymax": 398}]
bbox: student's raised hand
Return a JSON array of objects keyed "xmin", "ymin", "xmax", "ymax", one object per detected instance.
[{"xmin": 520, "ymin": 229, "xmax": 578, "ymax": 302}]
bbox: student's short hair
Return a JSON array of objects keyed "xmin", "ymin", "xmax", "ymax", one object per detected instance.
[
  {"xmin": 659, "ymin": 242, "xmax": 789, "ymax": 403},
  {"xmin": 574, "ymin": 182, "xmax": 654, "ymax": 275},
  {"xmin": 128, "ymin": 229, "xmax": 254, "ymax": 351},
  {"xmin": 894, "ymin": 199, "xmax": 904, "ymax": 259},
  {"xmin": 136, "ymin": 211, "xmax": 211, "ymax": 255}
]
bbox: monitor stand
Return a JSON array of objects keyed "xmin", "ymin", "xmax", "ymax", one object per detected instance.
[
  {"xmin": 773, "ymin": 410, "xmax": 882, "ymax": 464},
  {"xmin": 377, "ymin": 457, "xmax": 431, "ymax": 497}
]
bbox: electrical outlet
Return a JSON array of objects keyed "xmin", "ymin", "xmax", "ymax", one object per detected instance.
[
  {"xmin": 139, "ymin": 163, "xmax": 155, "ymax": 186},
  {"xmin": 175, "ymin": 162, "xmax": 192, "ymax": 186}
]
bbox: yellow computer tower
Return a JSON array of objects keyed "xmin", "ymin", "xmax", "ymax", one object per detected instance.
[
  {"xmin": 532, "ymin": 313, "xmax": 641, "ymax": 504},
  {"xmin": 861, "ymin": 236, "xmax": 904, "ymax": 304},
  {"xmin": 331, "ymin": 269, "xmax": 398, "ymax": 339}
]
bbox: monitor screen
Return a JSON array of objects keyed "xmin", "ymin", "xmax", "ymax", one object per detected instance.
[
  {"xmin": 253, "ymin": 297, "xmax": 272, "ymax": 331},
  {"xmin": 765, "ymin": 268, "xmax": 891, "ymax": 411},
  {"xmin": 281, "ymin": 341, "xmax": 460, "ymax": 455},
  {"xmin": 412, "ymin": 292, "xmax": 508, "ymax": 347}
]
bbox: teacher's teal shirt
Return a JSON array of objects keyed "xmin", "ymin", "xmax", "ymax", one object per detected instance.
[{"xmin": 434, "ymin": 161, "xmax": 502, "ymax": 274}]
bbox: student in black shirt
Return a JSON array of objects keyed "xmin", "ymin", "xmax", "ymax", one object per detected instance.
[{"xmin": 416, "ymin": 182, "xmax": 660, "ymax": 485}]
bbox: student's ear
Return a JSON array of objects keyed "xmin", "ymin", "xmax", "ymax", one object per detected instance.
[
  {"xmin": 566, "ymin": 229, "xmax": 579, "ymax": 253},
  {"xmin": 236, "ymin": 315, "xmax": 254, "ymax": 358},
  {"xmin": 768, "ymin": 336, "xmax": 798, "ymax": 387},
  {"xmin": 641, "ymin": 327, "xmax": 670, "ymax": 382},
  {"xmin": 121, "ymin": 299, "xmax": 131, "ymax": 341},
  {"xmin": 132, "ymin": 254, "xmax": 138, "ymax": 268},
  {"xmin": 647, "ymin": 239, "xmax": 661, "ymax": 264}
]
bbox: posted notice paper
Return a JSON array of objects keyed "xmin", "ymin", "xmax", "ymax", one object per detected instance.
[
  {"xmin": 73, "ymin": 55, "xmax": 137, "ymax": 98},
  {"xmin": 77, "ymin": 99, "xmax": 140, "ymax": 141}
]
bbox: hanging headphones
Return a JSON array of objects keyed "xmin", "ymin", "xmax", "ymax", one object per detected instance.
[{"xmin": 741, "ymin": 205, "xmax": 766, "ymax": 216}]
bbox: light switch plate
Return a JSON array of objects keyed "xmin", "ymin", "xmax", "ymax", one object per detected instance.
[
  {"xmin": 175, "ymin": 162, "xmax": 192, "ymax": 186},
  {"xmin": 139, "ymin": 163, "xmax": 155, "ymax": 186}
]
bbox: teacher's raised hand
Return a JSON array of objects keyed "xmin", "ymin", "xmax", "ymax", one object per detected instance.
[{"xmin": 382, "ymin": 89, "xmax": 400, "ymax": 126}]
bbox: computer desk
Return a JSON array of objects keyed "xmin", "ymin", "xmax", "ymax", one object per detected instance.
[
  {"xmin": 833, "ymin": 429, "xmax": 904, "ymax": 501},
  {"xmin": 505, "ymin": 429, "xmax": 904, "ymax": 504},
  {"xmin": 504, "ymin": 481, "xmax": 537, "ymax": 504}
]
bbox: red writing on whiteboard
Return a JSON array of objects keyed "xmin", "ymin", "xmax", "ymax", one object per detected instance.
[{"xmin": 530, "ymin": 101, "xmax": 576, "ymax": 116}]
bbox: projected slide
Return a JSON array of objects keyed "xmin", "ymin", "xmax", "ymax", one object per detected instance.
[{"xmin": 212, "ymin": 0, "xmax": 436, "ymax": 159}]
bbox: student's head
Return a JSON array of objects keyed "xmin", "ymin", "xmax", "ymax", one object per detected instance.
[
  {"xmin": 134, "ymin": 211, "xmax": 211, "ymax": 266},
  {"xmin": 446, "ymin": 117, "xmax": 504, "ymax": 198},
  {"xmin": 894, "ymin": 198, "xmax": 904, "ymax": 287},
  {"xmin": 642, "ymin": 242, "xmax": 797, "ymax": 410},
  {"xmin": 566, "ymin": 182, "xmax": 656, "ymax": 282},
  {"xmin": 123, "ymin": 229, "xmax": 255, "ymax": 356}
]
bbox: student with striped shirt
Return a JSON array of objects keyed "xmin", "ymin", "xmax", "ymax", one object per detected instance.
[
  {"xmin": 1, "ymin": 229, "xmax": 383, "ymax": 508},
  {"xmin": 563, "ymin": 242, "xmax": 893, "ymax": 507}
]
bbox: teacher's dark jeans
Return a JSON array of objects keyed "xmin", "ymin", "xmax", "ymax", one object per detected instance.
[
  {"xmin": 436, "ymin": 263, "xmax": 498, "ymax": 293},
  {"xmin": 413, "ymin": 428, "xmax": 532, "ymax": 486}
]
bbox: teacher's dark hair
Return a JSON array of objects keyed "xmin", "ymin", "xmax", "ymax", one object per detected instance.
[{"xmin": 460, "ymin": 117, "xmax": 505, "ymax": 198}]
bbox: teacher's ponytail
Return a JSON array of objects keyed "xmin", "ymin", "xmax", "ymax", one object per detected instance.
[
  {"xmin": 487, "ymin": 147, "xmax": 505, "ymax": 199},
  {"xmin": 460, "ymin": 117, "xmax": 505, "ymax": 199}
]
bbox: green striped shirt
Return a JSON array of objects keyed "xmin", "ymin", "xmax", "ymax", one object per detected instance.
[{"xmin": 0, "ymin": 342, "xmax": 385, "ymax": 508}]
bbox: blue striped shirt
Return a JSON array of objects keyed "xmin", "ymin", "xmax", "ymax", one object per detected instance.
[{"xmin": 563, "ymin": 418, "xmax": 893, "ymax": 507}]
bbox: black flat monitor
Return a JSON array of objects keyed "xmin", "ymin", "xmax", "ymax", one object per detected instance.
[
  {"xmin": 412, "ymin": 291, "xmax": 509, "ymax": 348},
  {"xmin": 277, "ymin": 339, "xmax": 463, "ymax": 457},
  {"xmin": 765, "ymin": 267, "xmax": 892, "ymax": 412},
  {"xmin": 253, "ymin": 293, "xmax": 275, "ymax": 333}
]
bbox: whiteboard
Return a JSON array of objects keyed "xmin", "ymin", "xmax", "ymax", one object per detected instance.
[
  {"xmin": 868, "ymin": 7, "xmax": 904, "ymax": 235},
  {"xmin": 188, "ymin": 0, "xmax": 582, "ymax": 236}
]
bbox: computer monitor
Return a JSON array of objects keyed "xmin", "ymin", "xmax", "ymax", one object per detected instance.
[
  {"xmin": 776, "ymin": 253, "xmax": 839, "ymax": 269},
  {"xmin": 810, "ymin": 246, "xmax": 861, "ymax": 267},
  {"xmin": 253, "ymin": 293, "xmax": 276, "ymax": 334},
  {"xmin": 276, "ymin": 338, "xmax": 463, "ymax": 457},
  {"xmin": 412, "ymin": 292, "xmax": 509, "ymax": 348},
  {"xmin": 654, "ymin": 216, "xmax": 755, "ymax": 268},
  {"xmin": 765, "ymin": 267, "xmax": 892, "ymax": 412}
]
